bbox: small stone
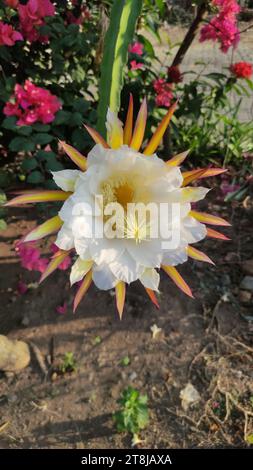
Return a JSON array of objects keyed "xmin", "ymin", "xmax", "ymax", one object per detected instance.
[
  {"xmin": 0, "ymin": 335, "xmax": 30, "ymax": 373},
  {"xmin": 129, "ymin": 371, "xmax": 137, "ymax": 381},
  {"xmin": 240, "ymin": 276, "xmax": 253, "ymax": 292},
  {"xmin": 111, "ymin": 384, "xmax": 121, "ymax": 399},
  {"xmin": 150, "ymin": 324, "xmax": 163, "ymax": 340},
  {"xmin": 239, "ymin": 290, "xmax": 252, "ymax": 304},
  {"xmin": 180, "ymin": 383, "xmax": 201, "ymax": 411},
  {"xmin": 76, "ymin": 442, "xmax": 85, "ymax": 449},
  {"xmin": 21, "ymin": 316, "xmax": 30, "ymax": 327},
  {"xmin": 241, "ymin": 260, "xmax": 253, "ymax": 276}
]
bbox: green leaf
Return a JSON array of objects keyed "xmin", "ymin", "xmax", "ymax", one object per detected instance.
[
  {"xmin": 32, "ymin": 123, "xmax": 51, "ymax": 132},
  {"xmin": 97, "ymin": 0, "xmax": 143, "ymax": 137},
  {"xmin": 36, "ymin": 150, "xmax": 56, "ymax": 161},
  {"xmin": 16, "ymin": 126, "xmax": 33, "ymax": 136},
  {"xmin": 73, "ymin": 98, "xmax": 90, "ymax": 114},
  {"xmin": 9, "ymin": 137, "xmax": 35, "ymax": 152},
  {"xmin": 21, "ymin": 158, "xmax": 38, "ymax": 171},
  {"xmin": 53, "ymin": 110, "xmax": 71, "ymax": 125},
  {"xmin": 45, "ymin": 158, "xmax": 64, "ymax": 171},
  {"xmin": 0, "ymin": 219, "xmax": 7, "ymax": 231},
  {"xmin": 0, "ymin": 192, "xmax": 7, "ymax": 205},
  {"xmin": 27, "ymin": 171, "xmax": 45, "ymax": 184},
  {"xmin": 2, "ymin": 116, "xmax": 17, "ymax": 130},
  {"xmin": 68, "ymin": 112, "xmax": 83, "ymax": 127},
  {"xmin": 33, "ymin": 133, "xmax": 54, "ymax": 145},
  {"xmin": 71, "ymin": 128, "xmax": 89, "ymax": 150}
]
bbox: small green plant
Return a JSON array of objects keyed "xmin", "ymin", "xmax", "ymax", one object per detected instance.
[
  {"xmin": 113, "ymin": 387, "xmax": 149, "ymax": 441},
  {"xmin": 247, "ymin": 434, "xmax": 253, "ymax": 445},
  {"xmin": 59, "ymin": 352, "xmax": 77, "ymax": 374},
  {"xmin": 93, "ymin": 335, "xmax": 102, "ymax": 345},
  {"xmin": 120, "ymin": 356, "xmax": 131, "ymax": 367}
]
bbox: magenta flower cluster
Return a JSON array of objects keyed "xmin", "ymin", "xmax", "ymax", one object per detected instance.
[
  {"xmin": 4, "ymin": 80, "xmax": 61, "ymax": 126},
  {"xmin": 18, "ymin": 0, "xmax": 55, "ymax": 43},
  {"xmin": 0, "ymin": 20, "xmax": 23, "ymax": 46},
  {"xmin": 200, "ymin": 0, "xmax": 240, "ymax": 53},
  {"xmin": 16, "ymin": 241, "xmax": 71, "ymax": 273}
]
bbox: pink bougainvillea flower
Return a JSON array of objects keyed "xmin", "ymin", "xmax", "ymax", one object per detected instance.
[
  {"xmin": 17, "ymin": 280, "xmax": 28, "ymax": 295},
  {"xmin": 153, "ymin": 78, "xmax": 174, "ymax": 107},
  {"xmin": 5, "ymin": 98, "xmax": 229, "ymax": 319},
  {"xmin": 18, "ymin": 0, "xmax": 55, "ymax": 43},
  {"xmin": 200, "ymin": 0, "xmax": 240, "ymax": 52},
  {"xmin": 4, "ymin": 80, "xmax": 61, "ymax": 126},
  {"xmin": 130, "ymin": 60, "xmax": 143, "ymax": 70},
  {"xmin": 168, "ymin": 65, "xmax": 182, "ymax": 84},
  {"xmin": 0, "ymin": 21, "xmax": 23, "ymax": 46},
  {"xmin": 230, "ymin": 61, "xmax": 253, "ymax": 79},
  {"xmin": 56, "ymin": 301, "xmax": 67, "ymax": 314},
  {"xmin": 16, "ymin": 241, "xmax": 48, "ymax": 273},
  {"xmin": 129, "ymin": 41, "xmax": 144, "ymax": 55},
  {"xmin": 5, "ymin": 0, "xmax": 19, "ymax": 8}
]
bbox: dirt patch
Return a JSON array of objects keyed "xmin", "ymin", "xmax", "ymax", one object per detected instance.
[{"xmin": 0, "ymin": 191, "xmax": 253, "ymax": 449}]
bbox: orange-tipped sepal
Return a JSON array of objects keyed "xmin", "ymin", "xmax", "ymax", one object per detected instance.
[
  {"xmin": 145, "ymin": 287, "xmax": 160, "ymax": 309},
  {"xmin": 144, "ymin": 101, "xmax": 177, "ymax": 156},
  {"xmin": 123, "ymin": 94, "xmax": 134, "ymax": 145},
  {"xmin": 206, "ymin": 227, "xmax": 231, "ymax": 240},
  {"xmin": 24, "ymin": 215, "xmax": 63, "ymax": 243},
  {"xmin": 84, "ymin": 124, "xmax": 110, "ymax": 148},
  {"xmin": 73, "ymin": 269, "xmax": 92, "ymax": 313},
  {"xmin": 130, "ymin": 98, "xmax": 147, "ymax": 151},
  {"xmin": 187, "ymin": 246, "xmax": 215, "ymax": 265},
  {"xmin": 182, "ymin": 167, "xmax": 226, "ymax": 186},
  {"xmin": 190, "ymin": 210, "xmax": 231, "ymax": 226},
  {"xmin": 162, "ymin": 265, "xmax": 194, "ymax": 298},
  {"xmin": 39, "ymin": 249, "xmax": 70, "ymax": 284},
  {"xmin": 166, "ymin": 149, "xmax": 190, "ymax": 167},
  {"xmin": 5, "ymin": 190, "xmax": 71, "ymax": 207},
  {"xmin": 115, "ymin": 281, "xmax": 126, "ymax": 320},
  {"xmin": 60, "ymin": 141, "xmax": 87, "ymax": 171}
]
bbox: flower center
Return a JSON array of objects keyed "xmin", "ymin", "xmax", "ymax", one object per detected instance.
[{"xmin": 100, "ymin": 176, "xmax": 134, "ymax": 210}]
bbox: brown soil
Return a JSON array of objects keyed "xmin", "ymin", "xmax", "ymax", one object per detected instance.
[{"xmin": 0, "ymin": 191, "xmax": 253, "ymax": 449}]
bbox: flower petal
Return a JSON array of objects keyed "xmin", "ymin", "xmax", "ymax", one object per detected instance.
[
  {"xmin": 92, "ymin": 263, "xmax": 117, "ymax": 290},
  {"xmin": 55, "ymin": 225, "xmax": 74, "ymax": 251},
  {"xmin": 140, "ymin": 268, "xmax": 160, "ymax": 291},
  {"xmin": 109, "ymin": 251, "xmax": 144, "ymax": 284},
  {"xmin": 70, "ymin": 257, "xmax": 93, "ymax": 286},
  {"xmin": 52, "ymin": 169, "xmax": 80, "ymax": 192}
]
